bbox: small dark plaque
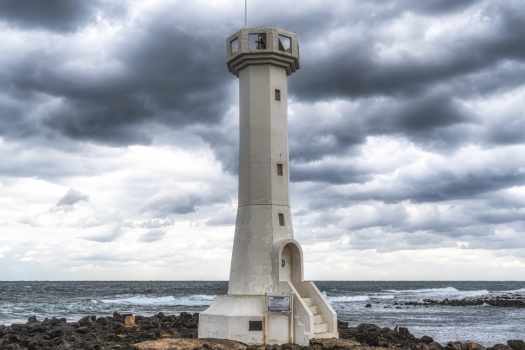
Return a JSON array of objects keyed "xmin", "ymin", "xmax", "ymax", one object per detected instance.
[
  {"xmin": 249, "ymin": 320, "xmax": 263, "ymax": 331},
  {"xmin": 267, "ymin": 295, "xmax": 291, "ymax": 313}
]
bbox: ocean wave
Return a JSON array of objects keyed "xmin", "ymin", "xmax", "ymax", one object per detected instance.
[
  {"xmin": 501, "ymin": 288, "xmax": 525, "ymax": 294},
  {"xmin": 384, "ymin": 287, "xmax": 459, "ymax": 294},
  {"xmin": 100, "ymin": 295, "xmax": 215, "ymax": 306},
  {"xmin": 371, "ymin": 294, "xmax": 395, "ymax": 300},
  {"xmin": 328, "ymin": 295, "xmax": 370, "ymax": 302},
  {"xmin": 383, "ymin": 287, "xmax": 489, "ymax": 298}
]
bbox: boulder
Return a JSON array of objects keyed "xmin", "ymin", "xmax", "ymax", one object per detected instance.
[
  {"xmin": 446, "ymin": 341, "xmax": 465, "ymax": 350},
  {"xmin": 490, "ymin": 344, "xmax": 513, "ymax": 350},
  {"xmin": 465, "ymin": 341, "xmax": 485, "ymax": 350},
  {"xmin": 508, "ymin": 341, "xmax": 525, "ymax": 350},
  {"xmin": 421, "ymin": 336, "xmax": 434, "ymax": 344}
]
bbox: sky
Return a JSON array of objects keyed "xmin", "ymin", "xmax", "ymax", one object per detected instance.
[{"xmin": 0, "ymin": 0, "xmax": 524, "ymax": 281}]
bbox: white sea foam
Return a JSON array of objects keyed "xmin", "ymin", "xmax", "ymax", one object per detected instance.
[
  {"xmin": 501, "ymin": 288, "xmax": 525, "ymax": 294},
  {"xmin": 385, "ymin": 287, "xmax": 459, "ymax": 294},
  {"xmin": 383, "ymin": 287, "xmax": 489, "ymax": 299},
  {"xmin": 370, "ymin": 294, "xmax": 395, "ymax": 300},
  {"xmin": 328, "ymin": 295, "xmax": 370, "ymax": 302},
  {"xmin": 100, "ymin": 294, "xmax": 216, "ymax": 306}
]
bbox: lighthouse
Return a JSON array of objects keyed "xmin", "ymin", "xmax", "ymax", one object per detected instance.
[{"xmin": 198, "ymin": 27, "xmax": 338, "ymax": 346}]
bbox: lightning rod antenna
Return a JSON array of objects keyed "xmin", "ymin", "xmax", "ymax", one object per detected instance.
[{"xmin": 244, "ymin": 0, "xmax": 248, "ymax": 27}]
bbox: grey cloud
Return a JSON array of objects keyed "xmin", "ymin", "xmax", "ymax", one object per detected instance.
[
  {"xmin": 1, "ymin": 0, "xmax": 525, "ymax": 260},
  {"xmin": 139, "ymin": 230, "xmax": 167, "ymax": 243},
  {"xmin": 390, "ymin": 167, "xmax": 525, "ymax": 203},
  {"xmin": 206, "ymin": 213, "xmax": 235, "ymax": 226},
  {"xmin": 1, "ymin": 12, "xmax": 230, "ymax": 147},
  {"xmin": 82, "ymin": 226, "xmax": 123, "ymax": 243},
  {"xmin": 142, "ymin": 194, "xmax": 201, "ymax": 216},
  {"xmin": 288, "ymin": 91, "xmax": 473, "ymax": 169},
  {"xmin": 397, "ymin": 0, "xmax": 480, "ymax": 14},
  {"xmin": 0, "ymin": 0, "xmax": 105, "ymax": 32},
  {"xmin": 292, "ymin": 1, "xmax": 525, "ymax": 101},
  {"xmin": 291, "ymin": 161, "xmax": 371, "ymax": 184},
  {"xmin": 56, "ymin": 189, "xmax": 89, "ymax": 207}
]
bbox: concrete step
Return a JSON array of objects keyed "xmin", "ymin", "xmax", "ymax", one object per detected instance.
[
  {"xmin": 313, "ymin": 331, "xmax": 334, "ymax": 339},
  {"xmin": 303, "ymin": 298, "xmax": 313, "ymax": 306},
  {"xmin": 314, "ymin": 322, "xmax": 328, "ymax": 334},
  {"xmin": 309, "ymin": 305, "xmax": 319, "ymax": 315},
  {"xmin": 313, "ymin": 314, "xmax": 323, "ymax": 324}
]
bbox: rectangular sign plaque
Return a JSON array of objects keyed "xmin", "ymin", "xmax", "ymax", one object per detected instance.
[{"xmin": 267, "ymin": 295, "xmax": 291, "ymax": 313}]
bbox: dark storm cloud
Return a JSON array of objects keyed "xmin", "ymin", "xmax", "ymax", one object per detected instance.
[
  {"xmin": 306, "ymin": 162, "xmax": 525, "ymax": 206},
  {"xmin": 292, "ymin": 1, "xmax": 525, "ymax": 101},
  {"xmin": 0, "ymin": 11, "xmax": 230, "ymax": 146},
  {"xmin": 0, "ymin": 0, "xmax": 105, "ymax": 32},
  {"xmin": 1, "ymin": 0, "xmax": 525, "ymax": 259}
]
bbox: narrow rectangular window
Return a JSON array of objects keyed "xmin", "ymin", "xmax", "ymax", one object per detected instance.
[
  {"xmin": 275, "ymin": 89, "xmax": 281, "ymax": 101},
  {"xmin": 277, "ymin": 163, "xmax": 283, "ymax": 176},
  {"xmin": 278, "ymin": 213, "xmax": 285, "ymax": 226}
]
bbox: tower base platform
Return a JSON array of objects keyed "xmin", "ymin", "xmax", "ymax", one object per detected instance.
[{"xmin": 198, "ymin": 282, "xmax": 338, "ymax": 346}]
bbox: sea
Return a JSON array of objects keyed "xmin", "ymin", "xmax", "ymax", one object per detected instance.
[{"xmin": 0, "ymin": 281, "xmax": 524, "ymax": 345}]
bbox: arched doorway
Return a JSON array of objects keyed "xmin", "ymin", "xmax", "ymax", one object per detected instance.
[{"xmin": 277, "ymin": 240, "xmax": 303, "ymax": 285}]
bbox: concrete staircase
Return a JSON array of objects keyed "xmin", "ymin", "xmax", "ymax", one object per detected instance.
[{"xmin": 302, "ymin": 297, "xmax": 330, "ymax": 337}]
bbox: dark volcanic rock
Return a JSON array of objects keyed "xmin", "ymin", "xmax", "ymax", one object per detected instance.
[
  {"xmin": 337, "ymin": 322, "xmax": 421, "ymax": 348},
  {"xmin": 421, "ymin": 336, "xmax": 434, "ymax": 344},
  {"xmin": 508, "ymin": 340, "xmax": 525, "ymax": 350},
  {"xmin": 409, "ymin": 294, "xmax": 525, "ymax": 308},
  {"xmin": 0, "ymin": 312, "xmax": 199, "ymax": 350},
  {"xmin": 490, "ymin": 345, "xmax": 513, "ymax": 350},
  {"xmin": 2, "ymin": 315, "xmax": 523, "ymax": 350}
]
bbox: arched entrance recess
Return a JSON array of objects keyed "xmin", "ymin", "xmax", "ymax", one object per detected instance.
[{"xmin": 274, "ymin": 239, "xmax": 304, "ymax": 285}]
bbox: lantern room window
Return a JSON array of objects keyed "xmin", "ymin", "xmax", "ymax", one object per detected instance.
[
  {"xmin": 278, "ymin": 34, "xmax": 292, "ymax": 53},
  {"xmin": 230, "ymin": 37, "xmax": 240, "ymax": 55},
  {"xmin": 249, "ymin": 33, "xmax": 267, "ymax": 50}
]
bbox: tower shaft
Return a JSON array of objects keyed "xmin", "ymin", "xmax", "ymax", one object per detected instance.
[{"xmin": 229, "ymin": 64, "xmax": 293, "ymax": 295}]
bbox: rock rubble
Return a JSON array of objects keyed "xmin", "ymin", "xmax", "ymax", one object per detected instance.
[{"xmin": 0, "ymin": 313, "xmax": 523, "ymax": 350}]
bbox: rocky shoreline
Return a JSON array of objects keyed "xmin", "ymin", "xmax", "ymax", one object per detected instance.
[
  {"xmin": 0, "ymin": 313, "xmax": 523, "ymax": 350},
  {"xmin": 402, "ymin": 294, "xmax": 525, "ymax": 308}
]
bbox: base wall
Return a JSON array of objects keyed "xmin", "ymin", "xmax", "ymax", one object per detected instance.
[
  {"xmin": 198, "ymin": 295, "xmax": 266, "ymax": 345},
  {"xmin": 198, "ymin": 295, "xmax": 310, "ymax": 346}
]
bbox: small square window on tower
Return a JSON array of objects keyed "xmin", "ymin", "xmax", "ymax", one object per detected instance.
[
  {"xmin": 277, "ymin": 163, "xmax": 284, "ymax": 176},
  {"xmin": 278, "ymin": 213, "xmax": 285, "ymax": 226},
  {"xmin": 275, "ymin": 89, "xmax": 281, "ymax": 101}
]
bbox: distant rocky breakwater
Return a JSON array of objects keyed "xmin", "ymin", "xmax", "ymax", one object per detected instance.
[
  {"xmin": 1, "ymin": 313, "xmax": 524, "ymax": 350},
  {"xmin": 402, "ymin": 293, "xmax": 525, "ymax": 308}
]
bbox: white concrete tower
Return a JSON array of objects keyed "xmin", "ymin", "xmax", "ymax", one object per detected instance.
[{"xmin": 199, "ymin": 27, "xmax": 338, "ymax": 346}]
